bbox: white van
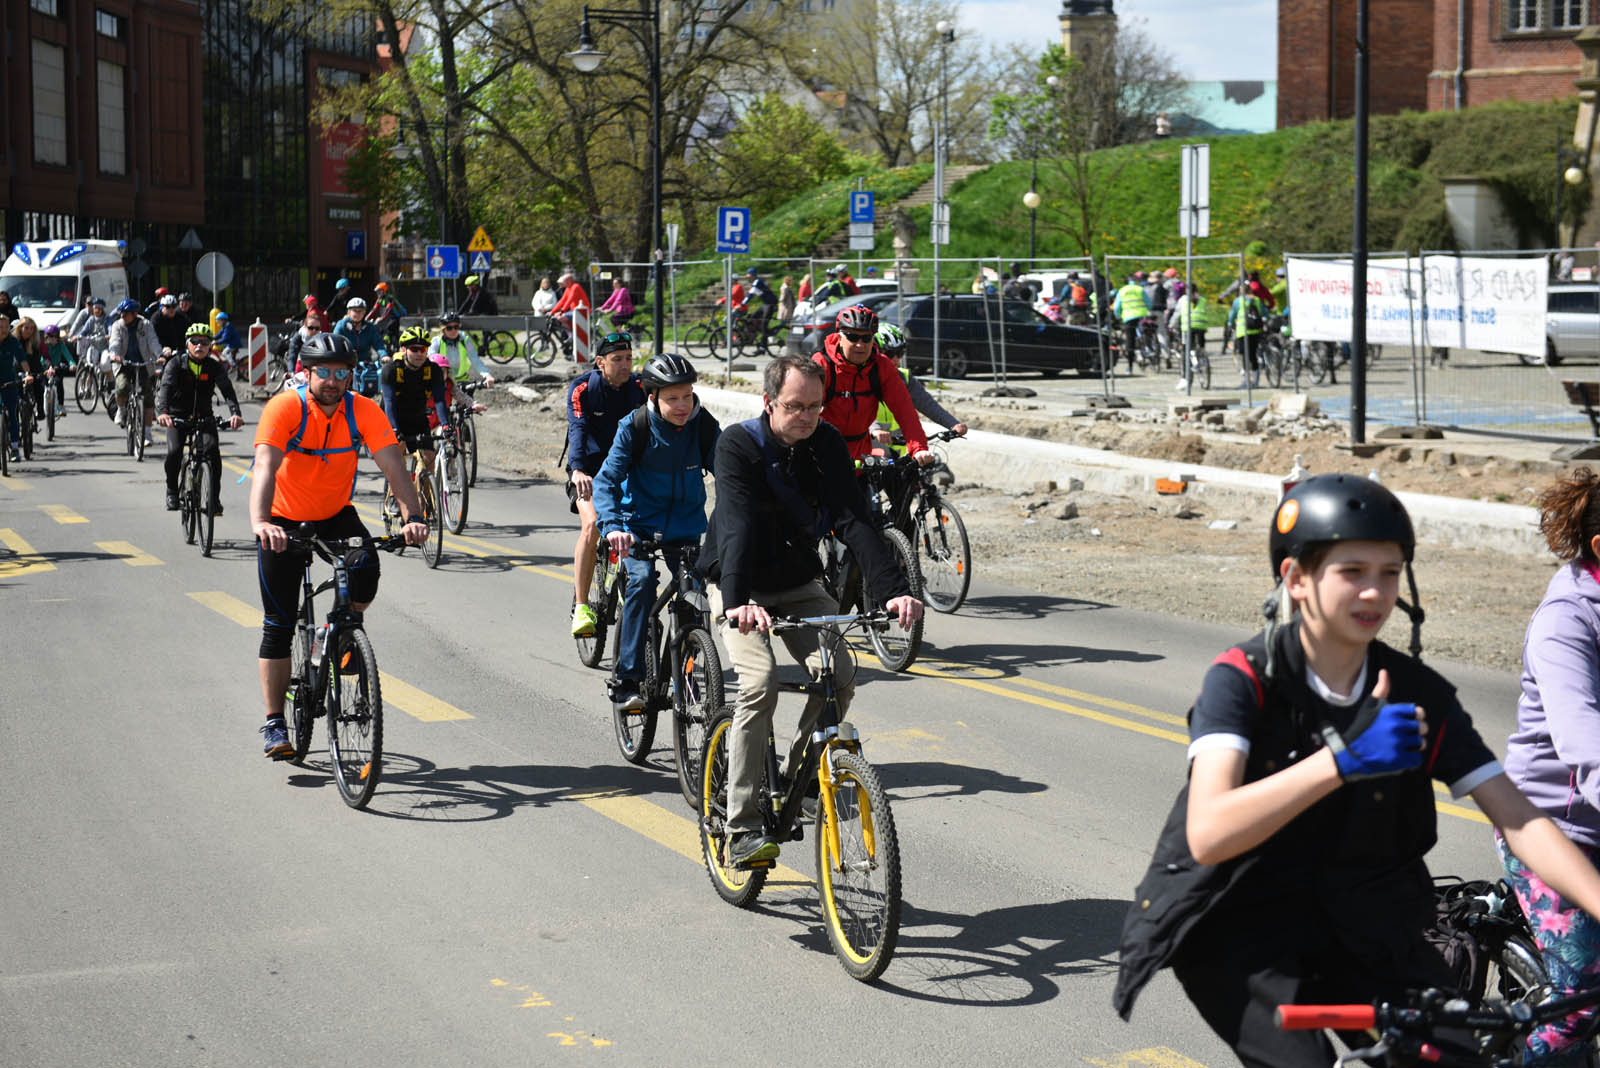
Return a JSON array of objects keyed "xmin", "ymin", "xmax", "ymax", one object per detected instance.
[{"xmin": 0, "ymin": 240, "xmax": 130, "ymax": 330}]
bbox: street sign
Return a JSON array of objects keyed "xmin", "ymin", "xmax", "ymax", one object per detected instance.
[
  {"xmin": 666, "ymin": 222, "xmax": 680, "ymax": 262},
  {"xmin": 468, "ymin": 226, "xmax": 494, "ymax": 252},
  {"xmin": 930, "ymin": 202, "xmax": 950, "ymax": 246},
  {"xmin": 345, "ymin": 230, "xmax": 366, "ymax": 259},
  {"xmin": 425, "ymin": 245, "xmax": 462, "ymax": 279},
  {"xmin": 849, "ymin": 236, "xmax": 875, "ymax": 251},
  {"xmin": 178, "ymin": 227, "xmax": 203, "ymax": 252},
  {"xmin": 1179, "ymin": 143, "xmax": 1211, "ymax": 238},
  {"xmin": 849, "ymin": 190, "xmax": 875, "ymax": 224},
  {"xmin": 848, "ymin": 222, "xmax": 874, "ymax": 237},
  {"xmin": 195, "ymin": 251, "xmax": 234, "ymax": 293},
  {"xmin": 715, "ymin": 206, "xmax": 750, "ymax": 254},
  {"xmin": 469, "ymin": 250, "xmax": 493, "ymax": 273}
]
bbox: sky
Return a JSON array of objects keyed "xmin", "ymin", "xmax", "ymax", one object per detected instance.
[{"xmin": 959, "ymin": 0, "xmax": 1277, "ymax": 82}]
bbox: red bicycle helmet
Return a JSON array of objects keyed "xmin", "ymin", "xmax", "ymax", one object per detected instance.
[{"xmin": 835, "ymin": 304, "xmax": 878, "ymax": 334}]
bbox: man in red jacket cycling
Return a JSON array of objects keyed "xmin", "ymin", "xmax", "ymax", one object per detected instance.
[{"xmin": 812, "ymin": 304, "xmax": 932, "ymax": 465}]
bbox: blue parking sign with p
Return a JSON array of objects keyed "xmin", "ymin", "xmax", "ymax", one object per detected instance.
[
  {"xmin": 716, "ymin": 206, "xmax": 750, "ymax": 254},
  {"xmin": 849, "ymin": 191, "xmax": 874, "ymax": 223}
]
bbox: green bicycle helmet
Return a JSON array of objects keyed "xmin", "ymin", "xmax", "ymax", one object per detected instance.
[
  {"xmin": 875, "ymin": 323, "xmax": 907, "ymax": 357},
  {"xmin": 185, "ymin": 322, "xmax": 214, "ymax": 341},
  {"xmin": 399, "ymin": 325, "xmax": 431, "ymax": 348}
]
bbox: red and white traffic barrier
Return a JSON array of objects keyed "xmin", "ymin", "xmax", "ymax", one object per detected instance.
[
  {"xmin": 572, "ymin": 306, "xmax": 590, "ymax": 364},
  {"xmin": 249, "ymin": 318, "xmax": 268, "ymax": 388}
]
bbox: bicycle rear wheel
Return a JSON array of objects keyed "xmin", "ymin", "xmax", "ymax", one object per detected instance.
[
  {"xmin": 527, "ymin": 330, "xmax": 557, "ymax": 368},
  {"xmin": 325, "ymin": 626, "xmax": 383, "ymax": 809},
  {"xmin": 611, "ymin": 620, "xmax": 658, "ymax": 764},
  {"xmin": 863, "ymin": 529, "xmax": 924, "ymax": 671},
  {"xmin": 672, "ymin": 628, "xmax": 723, "ymax": 810},
  {"xmin": 440, "ymin": 445, "xmax": 469, "ymax": 533},
  {"xmin": 699, "ymin": 711, "xmax": 768, "ymax": 908},
  {"xmin": 20, "ymin": 400, "xmax": 34, "ymax": 460},
  {"xmin": 75, "ymin": 368, "xmax": 97, "ymax": 414},
  {"xmin": 817, "ymin": 749, "xmax": 902, "ymax": 981},
  {"xmin": 484, "ymin": 331, "xmax": 519, "ymax": 365},
  {"xmin": 917, "ymin": 500, "xmax": 971, "ymax": 614},
  {"xmin": 461, "ymin": 416, "xmax": 479, "ymax": 487},
  {"xmin": 197, "ymin": 458, "xmax": 216, "ymax": 557},
  {"xmin": 419, "ymin": 471, "xmax": 444, "ymax": 568},
  {"xmin": 287, "ymin": 623, "xmax": 320, "ymax": 763}
]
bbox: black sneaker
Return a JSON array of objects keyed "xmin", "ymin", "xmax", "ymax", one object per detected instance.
[
  {"xmin": 260, "ymin": 716, "xmax": 293, "ymax": 760},
  {"xmin": 210, "ymin": 501, "xmax": 224, "ymax": 517},
  {"xmin": 165, "ymin": 494, "xmax": 180, "ymax": 511},
  {"xmin": 728, "ymin": 830, "xmax": 779, "ymax": 867}
]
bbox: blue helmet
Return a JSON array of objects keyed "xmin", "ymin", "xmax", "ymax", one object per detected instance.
[
  {"xmin": 115, "ymin": 298, "xmax": 139, "ymax": 315},
  {"xmin": 335, "ymin": 277, "xmax": 350, "ymax": 290}
]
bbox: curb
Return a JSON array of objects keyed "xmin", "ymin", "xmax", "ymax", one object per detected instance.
[{"xmin": 693, "ymin": 386, "xmax": 1544, "ymax": 556}]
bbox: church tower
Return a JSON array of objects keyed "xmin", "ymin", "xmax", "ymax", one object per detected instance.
[{"xmin": 1059, "ymin": 0, "xmax": 1116, "ymax": 64}]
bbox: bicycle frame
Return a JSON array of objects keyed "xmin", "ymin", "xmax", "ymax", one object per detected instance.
[{"xmin": 630, "ymin": 544, "xmax": 710, "ymax": 705}]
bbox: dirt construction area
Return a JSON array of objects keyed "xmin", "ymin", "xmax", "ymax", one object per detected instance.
[{"xmin": 475, "ymin": 379, "xmax": 1576, "ymax": 675}]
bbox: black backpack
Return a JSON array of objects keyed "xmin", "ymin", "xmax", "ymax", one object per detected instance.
[
  {"xmin": 1244, "ymin": 297, "xmax": 1265, "ymax": 333},
  {"xmin": 627, "ymin": 402, "xmax": 719, "ymax": 468},
  {"xmin": 823, "ymin": 355, "xmax": 883, "ymax": 406}
]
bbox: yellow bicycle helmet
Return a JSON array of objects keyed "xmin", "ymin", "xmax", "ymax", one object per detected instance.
[{"xmin": 399, "ymin": 325, "xmax": 431, "ymax": 348}]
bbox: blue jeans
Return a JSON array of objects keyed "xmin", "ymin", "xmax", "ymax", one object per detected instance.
[
  {"xmin": 615, "ymin": 543, "xmax": 693, "ymax": 684},
  {"xmin": 0, "ymin": 384, "xmax": 17, "ymax": 447}
]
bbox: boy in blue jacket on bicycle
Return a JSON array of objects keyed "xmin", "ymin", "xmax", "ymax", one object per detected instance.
[{"xmin": 593, "ymin": 353, "xmax": 720, "ymax": 713}]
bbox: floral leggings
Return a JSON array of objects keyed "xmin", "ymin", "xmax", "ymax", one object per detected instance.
[{"xmin": 1498, "ymin": 832, "xmax": 1600, "ymax": 1063}]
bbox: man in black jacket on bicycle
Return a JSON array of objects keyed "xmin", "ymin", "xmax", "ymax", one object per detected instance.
[
  {"xmin": 157, "ymin": 322, "xmax": 242, "ymax": 513},
  {"xmin": 700, "ymin": 353, "xmax": 922, "ymax": 867}
]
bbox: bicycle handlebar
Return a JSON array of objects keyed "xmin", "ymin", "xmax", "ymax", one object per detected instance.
[
  {"xmin": 283, "ymin": 524, "xmax": 409, "ymax": 559},
  {"xmin": 769, "ymin": 611, "xmax": 892, "ymax": 633},
  {"xmin": 1275, "ymin": 1005, "xmax": 1377, "ymax": 1031}
]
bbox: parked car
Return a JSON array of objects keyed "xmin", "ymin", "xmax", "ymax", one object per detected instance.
[
  {"xmin": 788, "ymin": 277, "xmax": 901, "ymax": 327},
  {"xmin": 880, "ymin": 294, "xmax": 1104, "ymax": 378},
  {"xmin": 786, "ymin": 290, "xmax": 908, "ymax": 356},
  {"xmin": 1541, "ymin": 283, "xmax": 1600, "ymax": 366}
]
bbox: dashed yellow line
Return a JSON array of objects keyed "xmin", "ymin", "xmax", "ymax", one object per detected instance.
[
  {"xmin": 570, "ymin": 788, "xmax": 809, "ymax": 885},
  {"xmin": 187, "ymin": 589, "xmax": 472, "ymax": 723},
  {"xmin": 96, "ymin": 540, "xmax": 163, "ymax": 567},
  {"xmin": 38, "ymin": 504, "xmax": 88, "ymax": 524},
  {"xmin": 350, "ymin": 502, "xmax": 570, "ymax": 583},
  {"xmin": 0, "ymin": 475, "xmax": 32, "ymax": 491},
  {"xmin": 1088, "ymin": 1049, "xmax": 1210, "ymax": 1068},
  {"xmin": 0, "ymin": 528, "xmax": 54, "ymax": 576}
]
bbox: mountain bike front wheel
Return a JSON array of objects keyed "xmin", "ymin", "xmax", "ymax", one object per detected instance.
[
  {"xmin": 817, "ymin": 749, "xmax": 902, "ymax": 982},
  {"xmin": 325, "ymin": 626, "xmax": 383, "ymax": 809},
  {"xmin": 197, "ymin": 459, "xmax": 216, "ymax": 558},
  {"xmin": 418, "ymin": 472, "xmax": 444, "ymax": 568},
  {"xmin": 672, "ymin": 628, "xmax": 722, "ymax": 810},
  {"xmin": 917, "ymin": 500, "xmax": 971, "ymax": 614}
]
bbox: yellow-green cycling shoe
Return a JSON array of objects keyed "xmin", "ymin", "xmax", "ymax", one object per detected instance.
[{"xmin": 571, "ymin": 602, "xmax": 598, "ymax": 637}]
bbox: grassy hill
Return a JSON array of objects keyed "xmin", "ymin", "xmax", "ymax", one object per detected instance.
[{"xmin": 645, "ymin": 97, "xmax": 1584, "ymax": 315}]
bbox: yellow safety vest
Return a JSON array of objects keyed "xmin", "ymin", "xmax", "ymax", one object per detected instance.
[
  {"xmin": 875, "ymin": 368, "xmax": 913, "ymax": 456},
  {"xmin": 1179, "ymin": 296, "xmax": 1211, "ymax": 331},
  {"xmin": 1115, "ymin": 283, "xmax": 1149, "ymax": 321}
]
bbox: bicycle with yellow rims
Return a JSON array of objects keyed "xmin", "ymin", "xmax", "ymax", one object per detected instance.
[
  {"xmin": 698, "ymin": 612, "xmax": 903, "ymax": 981},
  {"xmin": 381, "ymin": 429, "xmax": 446, "ymax": 568}
]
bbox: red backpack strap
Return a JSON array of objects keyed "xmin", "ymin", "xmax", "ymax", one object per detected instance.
[{"xmin": 1212, "ymin": 647, "xmax": 1265, "ymax": 709}]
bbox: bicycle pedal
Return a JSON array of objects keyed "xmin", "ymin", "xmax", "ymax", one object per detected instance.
[{"xmin": 739, "ymin": 858, "xmax": 776, "ymax": 870}]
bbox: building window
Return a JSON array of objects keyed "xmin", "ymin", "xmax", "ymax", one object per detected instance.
[
  {"xmin": 1507, "ymin": 0, "xmax": 1542, "ymax": 30},
  {"xmin": 98, "ymin": 60, "xmax": 127, "ymax": 175},
  {"xmin": 32, "ymin": 40, "xmax": 68, "ymax": 166},
  {"xmin": 96, "ymin": 10, "xmax": 125, "ymax": 39},
  {"xmin": 31, "ymin": 0, "xmax": 60, "ymax": 16},
  {"xmin": 1553, "ymin": 0, "xmax": 1588, "ymax": 27}
]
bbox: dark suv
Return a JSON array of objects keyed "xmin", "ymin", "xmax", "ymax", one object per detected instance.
[
  {"xmin": 881, "ymin": 295, "xmax": 1103, "ymax": 378},
  {"xmin": 785, "ymin": 291, "xmax": 907, "ymax": 356}
]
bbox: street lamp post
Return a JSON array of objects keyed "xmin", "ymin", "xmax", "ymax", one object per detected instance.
[
  {"xmin": 1556, "ymin": 132, "xmax": 1587, "ymax": 250},
  {"xmin": 932, "ymin": 18, "xmax": 955, "ymax": 381},
  {"xmin": 567, "ymin": 3, "xmax": 665, "ymax": 350},
  {"xmin": 1021, "ymin": 74, "xmax": 1058, "ymax": 266}
]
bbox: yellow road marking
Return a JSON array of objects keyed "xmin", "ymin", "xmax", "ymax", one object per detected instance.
[
  {"xmin": 186, "ymin": 591, "xmax": 259, "ymax": 628},
  {"xmin": 934, "ymin": 673, "xmax": 1190, "ymax": 745},
  {"xmin": 379, "ymin": 672, "xmax": 474, "ymax": 722},
  {"xmin": 96, "ymin": 540, "xmax": 162, "ymax": 566},
  {"xmin": 1008, "ymin": 677, "xmax": 1189, "ymax": 727},
  {"xmin": 1087, "ymin": 1049, "xmax": 1210, "ymax": 1068},
  {"xmin": 186, "ymin": 587, "xmax": 473, "ymax": 723},
  {"xmin": 570, "ymin": 788, "xmax": 809, "ymax": 884},
  {"xmin": 350, "ymin": 502, "xmax": 570, "ymax": 583},
  {"xmin": 0, "ymin": 527, "xmax": 54, "ymax": 576},
  {"xmin": 0, "ymin": 476, "xmax": 32, "ymax": 491},
  {"xmin": 38, "ymin": 504, "xmax": 88, "ymax": 524}
]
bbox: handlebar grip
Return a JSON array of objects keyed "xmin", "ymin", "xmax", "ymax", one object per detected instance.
[{"xmin": 1275, "ymin": 1005, "xmax": 1376, "ymax": 1031}]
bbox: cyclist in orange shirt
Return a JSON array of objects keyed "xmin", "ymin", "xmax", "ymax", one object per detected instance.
[{"xmin": 250, "ymin": 332, "xmax": 428, "ymax": 759}]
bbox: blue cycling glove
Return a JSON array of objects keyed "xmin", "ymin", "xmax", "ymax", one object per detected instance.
[{"xmin": 1320, "ymin": 700, "xmax": 1424, "ymax": 782}]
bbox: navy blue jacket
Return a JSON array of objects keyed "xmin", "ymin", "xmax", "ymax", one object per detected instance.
[
  {"xmin": 593, "ymin": 400, "xmax": 719, "ymax": 542},
  {"xmin": 565, "ymin": 369, "xmax": 645, "ymax": 475}
]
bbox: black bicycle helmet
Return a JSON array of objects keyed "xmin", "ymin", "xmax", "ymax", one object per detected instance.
[
  {"xmin": 440, "ymin": 312, "xmax": 461, "ymax": 326},
  {"xmin": 1269, "ymin": 474, "xmax": 1415, "ymax": 578},
  {"xmin": 640, "ymin": 353, "xmax": 696, "ymax": 390},
  {"xmin": 1264, "ymin": 473, "xmax": 1425, "ymax": 666},
  {"xmin": 298, "ymin": 332, "xmax": 357, "ymax": 365},
  {"xmin": 596, "ymin": 331, "xmax": 633, "ymax": 358}
]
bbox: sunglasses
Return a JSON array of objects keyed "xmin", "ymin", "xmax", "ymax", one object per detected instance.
[
  {"xmin": 404, "ymin": 345, "xmax": 428, "ymax": 353},
  {"xmin": 840, "ymin": 331, "xmax": 875, "ymax": 343},
  {"xmin": 311, "ymin": 366, "xmax": 353, "ymax": 381},
  {"xmin": 443, "ymin": 324, "xmax": 460, "ymax": 330},
  {"xmin": 602, "ymin": 332, "xmax": 632, "ymax": 346},
  {"xmin": 187, "ymin": 337, "xmax": 212, "ymax": 345}
]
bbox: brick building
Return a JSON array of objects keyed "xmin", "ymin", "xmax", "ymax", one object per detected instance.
[
  {"xmin": 2, "ymin": 0, "xmax": 379, "ymax": 316},
  {"xmin": 1278, "ymin": 1, "xmax": 1591, "ymax": 128}
]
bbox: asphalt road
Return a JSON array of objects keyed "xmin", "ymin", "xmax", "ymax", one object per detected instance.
[{"xmin": 0, "ymin": 396, "xmax": 1526, "ymax": 1067}]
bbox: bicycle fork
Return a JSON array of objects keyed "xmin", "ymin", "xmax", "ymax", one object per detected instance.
[{"xmin": 813, "ymin": 722, "xmax": 875, "ymax": 874}]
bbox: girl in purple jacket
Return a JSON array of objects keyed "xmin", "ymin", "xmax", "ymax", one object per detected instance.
[{"xmin": 1505, "ymin": 466, "xmax": 1600, "ymax": 1061}]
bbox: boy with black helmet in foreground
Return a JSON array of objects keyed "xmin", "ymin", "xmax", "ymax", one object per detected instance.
[{"xmin": 1115, "ymin": 474, "xmax": 1600, "ymax": 1068}]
